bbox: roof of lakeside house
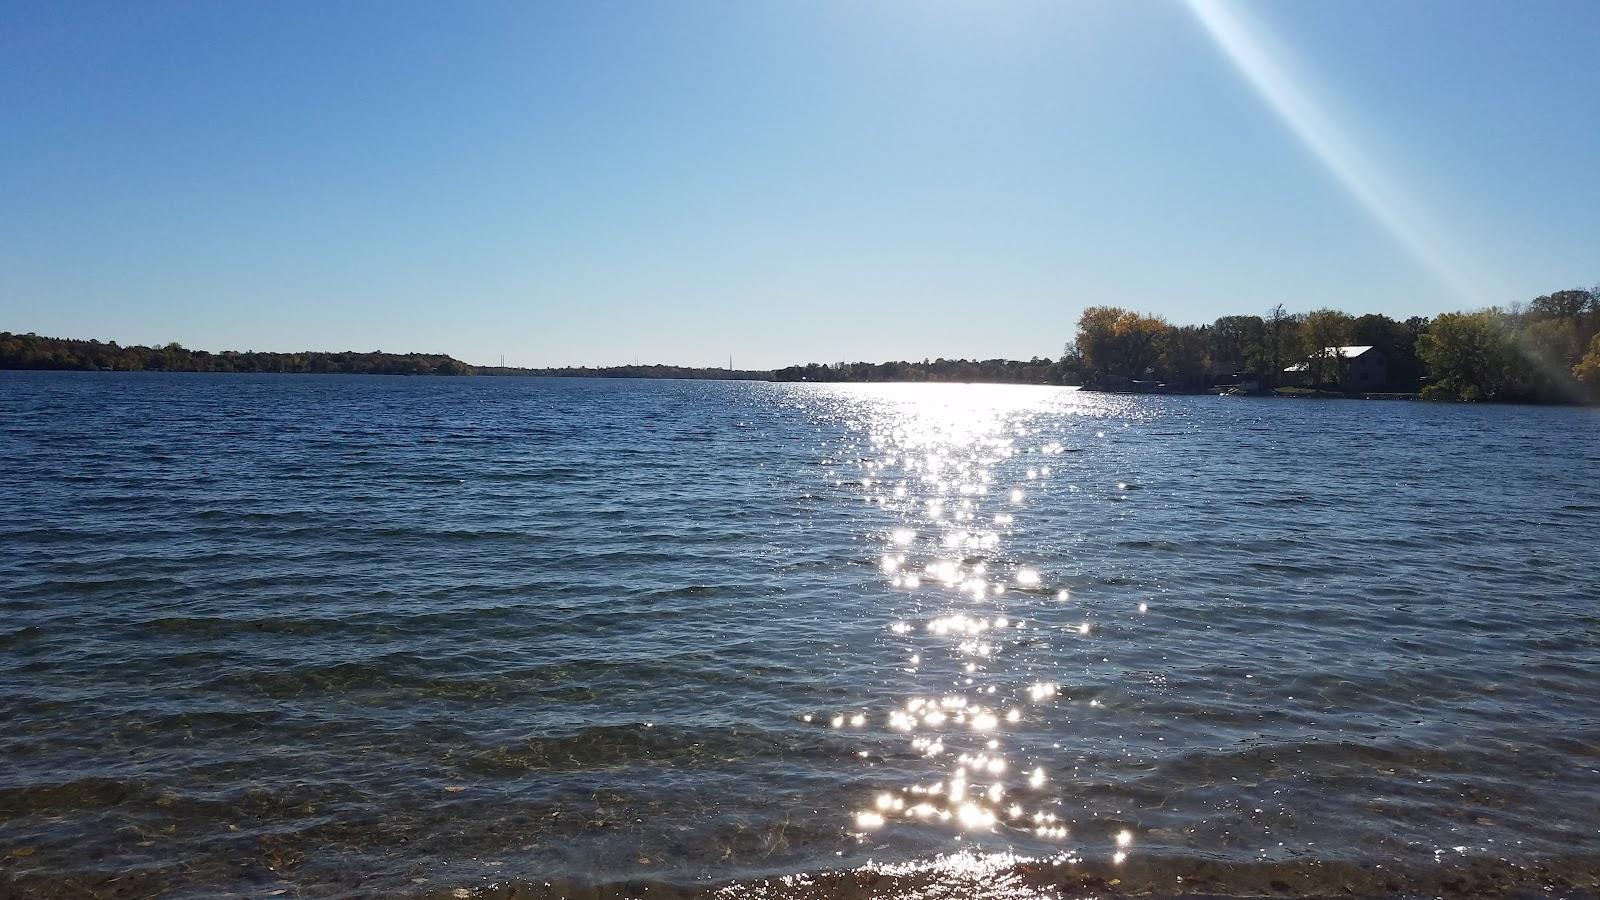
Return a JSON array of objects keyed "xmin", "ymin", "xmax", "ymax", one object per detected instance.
[
  {"xmin": 1326, "ymin": 345, "xmax": 1376, "ymax": 358},
  {"xmin": 1283, "ymin": 345, "xmax": 1378, "ymax": 373}
]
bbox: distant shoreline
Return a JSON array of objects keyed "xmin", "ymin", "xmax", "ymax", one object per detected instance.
[
  {"xmin": 0, "ymin": 331, "xmax": 774, "ymax": 380},
  {"xmin": 0, "ymin": 367, "xmax": 1420, "ymax": 400},
  {"xmin": 0, "ymin": 332, "xmax": 1061, "ymax": 385},
  {"xmin": 1, "ymin": 366, "xmax": 777, "ymax": 380},
  {"xmin": 7, "ymin": 330, "xmax": 1592, "ymax": 403},
  {"xmin": 1, "ymin": 366, "xmax": 1075, "ymax": 387}
]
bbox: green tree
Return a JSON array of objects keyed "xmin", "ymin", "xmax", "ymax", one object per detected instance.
[
  {"xmin": 1074, "ymin": 307, "xmax": 1170, "ymax": 385},
  {"xmin": 1075, "ymin": 306, "xmax": 1123, "ymax": 384},
  {"xmin": 1575, "ymin": 332, "xmax": 1600, "ymax": 400},
  {"xmin": 1301, "ymin": 308, "xmax": 1356, "ymax": 385},
  {"xmin": 1417, "ymin": 310, "xmax": 1523, "ymax": 401},
  {"xmin": 1208, "ymin": 315, "xmax": 1265, "ymax": 376},
  {"xmin": 1262, "ymin": 305, "xmax": 1304, "ymax": 388},
  {"xmin": 1527, "ymin": 288, "xmax": 1595, "ymax": 322},
  {"xmin": 1158, "ymin": 324, "xmax": 1211, "ymax": 389}
]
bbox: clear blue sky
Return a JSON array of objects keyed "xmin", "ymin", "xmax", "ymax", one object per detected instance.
[{"xmin": 2, "ymin": 1, "xmax": 1596, "ymax": 368}]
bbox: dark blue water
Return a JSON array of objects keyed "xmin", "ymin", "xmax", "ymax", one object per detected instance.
[{"xmin": 3, "ymin": 372, "xmax": 1599, "ymax": 898}]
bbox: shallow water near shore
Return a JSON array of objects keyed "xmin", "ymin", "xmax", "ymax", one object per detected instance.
[{"xmin": 3, "ymin": 372, "xmax": 1599, "ymax": 898}]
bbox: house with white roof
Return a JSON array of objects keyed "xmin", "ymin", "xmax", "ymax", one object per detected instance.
[{"xmin": 1283, "ymin": 345, "xmax": 1388, "ymax": 390}]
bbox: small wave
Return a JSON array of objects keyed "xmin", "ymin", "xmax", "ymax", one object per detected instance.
[
  {"xmin": 1115, "ymin": 539, "xmax": 1183, "ymax": 552},
  {"xmin": 0, "ymin": 624, "xmax": 46, "ymax": 650},
  {"xmin": 453, "ymin": 722, "xmax": 858, "ymax": 775},
  {"xmin": 136, "ymin": 614, "xmax": 354, "ymax": 638}
]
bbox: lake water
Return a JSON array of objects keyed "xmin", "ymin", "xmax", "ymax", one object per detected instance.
[{"xmin": 3, "ymin": 372, "xmax": 1599, "ymax": 899}]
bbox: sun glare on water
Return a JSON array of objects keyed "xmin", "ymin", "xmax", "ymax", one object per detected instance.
[{"xmin": 800, "ymin": 384, "xmax": 1142, "ymax": 864}]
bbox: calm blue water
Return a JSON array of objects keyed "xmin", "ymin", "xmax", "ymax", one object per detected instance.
[{"xmin": 3, "ymin": 372, "xmax": 1599, "ymax": 898}]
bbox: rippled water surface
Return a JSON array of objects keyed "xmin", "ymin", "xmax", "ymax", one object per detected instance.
[{"xmin": 3, "ymin": 372, "xmax": 1600, "ymax": 898}]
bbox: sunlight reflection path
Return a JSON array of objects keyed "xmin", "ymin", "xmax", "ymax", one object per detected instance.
[{"xmin": 811, "ymin": 385, "xmax": 1139, "ymax": 866}]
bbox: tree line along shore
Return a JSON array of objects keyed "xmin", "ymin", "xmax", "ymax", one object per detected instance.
[
  {"xmin": 5, "ymin": 285, "xmax": 1597, "ymax": 403},
  {"xmin": 1061, "ymin": 285, "xmax": 1598, "ymax": 404},
  {"xmin": 764, "ymin": 285, "xmax": 1600, "ymax": 404},
  {"xmin": 0, "ymin": 336, "xmax": 769, "ymax": 381}
]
